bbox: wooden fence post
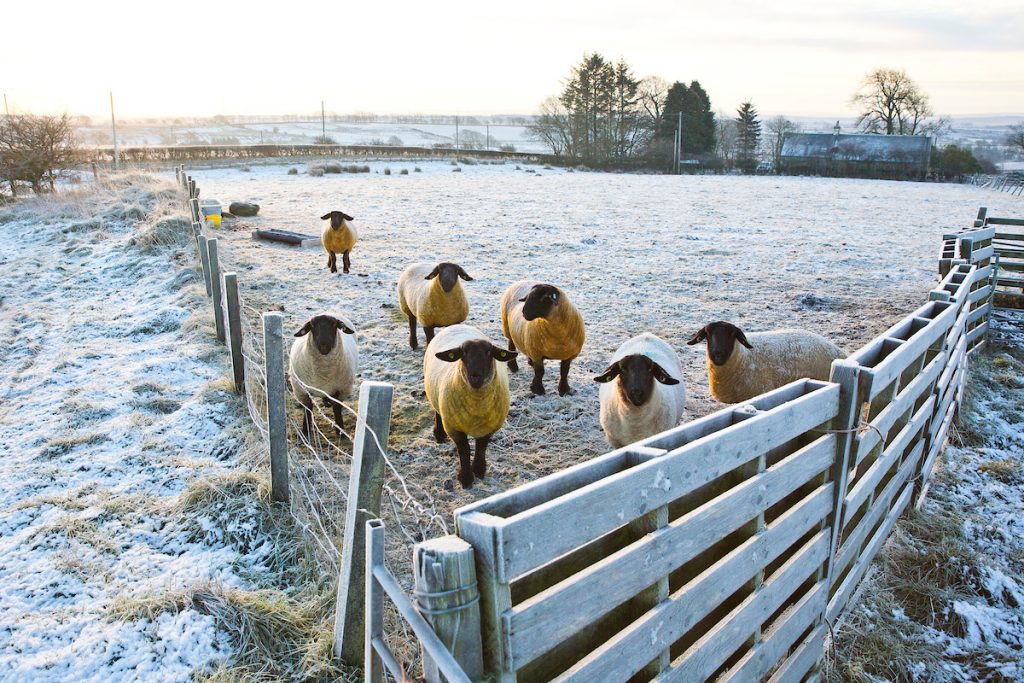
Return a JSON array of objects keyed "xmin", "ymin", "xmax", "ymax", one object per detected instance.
[
  {"xmin": 207, "ymin": 238, "xmax": 226, "ymax": 342},
  {"xmin": 192, "ymin": 220, "xmax": 203, "ymax": 253},
  {"xmin": 189, "ymin": 178, "xmax": 197, "ymax": 198},
  {"xmin": 198, "ymin": 236, "xmax": 213, "ymax": 297},
  {"xmin": 223, "ymin": 272, "xmax": 245, "ymax": 392},
  {"xmin": 263, "ymin": 312, "xmax": 289, "ymax": 503},
  {"xmin": 414, "ymin": 536, "xmax": 485, "ymax": 682},
  {"xmin": 335, "ymin": 381, "xmax": 395, "ymax": 665},
  {"xmin": 189, "ymin": 198, "xmax": 201, "ymax": 224},
  {"xmin": 823, "ymin": 359, "xmax": 860, "ymax": 587}
]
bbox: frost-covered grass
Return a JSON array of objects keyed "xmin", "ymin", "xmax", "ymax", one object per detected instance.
[
  {"xmin": 824, "ymin": 336, "xmax": 1024, "ymax": 682},
  {"xmin": 0, "ymin": 174, "xmax": 349, "ymax": 681}
]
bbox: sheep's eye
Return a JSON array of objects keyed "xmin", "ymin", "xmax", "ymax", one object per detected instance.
[
  {"xmin": 446, "ymin": 352, "xmax": 458, "ymax": 361},
  {"xmin": 550, "ymin": 293, "xmax": 558, "ymax": 301}
]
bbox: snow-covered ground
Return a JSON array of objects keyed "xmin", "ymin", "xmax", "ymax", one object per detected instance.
[
  {"xmin": 189, "ymin": 161, "xmax": 1023, "ymax": 506},
  {"xmin": 0, "ymin": 177, "xmax": 267, "ymax": 680}
]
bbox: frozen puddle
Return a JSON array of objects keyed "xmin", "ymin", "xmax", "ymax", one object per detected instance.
[{"xmin": 0, "ymin": 177, "xmax": 250, "ymax": 681}]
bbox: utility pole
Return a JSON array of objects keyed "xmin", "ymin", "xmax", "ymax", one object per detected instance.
[
  {"xmin": 3, "ymin": 93, "xmax": 8, "ymax": 116},
  {"xmin": 110, "ymin": 91, "xmax": 120, "ymax": 171},
  {"xmin": 321, "ymin": 100, "xmax": 326, "ymax": 141},
  {"xmin": 486, "ymin": 123, "xmax": 490, "ymax": 150},
  {"xmin": 676, "ymin": 112, "xmax": 683, "ymax": 174},
  {"xmin": 455, "ymin": 115, "xmax": 460, "ymax": 152}
]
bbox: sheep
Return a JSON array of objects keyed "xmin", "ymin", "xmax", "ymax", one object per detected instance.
[
  {"xmin": 500, "ymin": 280, "xmax": 585, "ymax": 396},
  {"xmin": 396, "ymin": 262, "xmax": 473, "ymax": 349},
  {"xmin": 424, "ymin": 324, "xmax": 517, "ymax": 488},
  {"xmin": 687, "ymin": 321, "xmax": 844, "ymax": 404},
  {"xmin": 289, "ymin": 313, "xmax": 358, "ymax": 439},
  {"xmin": 320, "ymin": 210, "xmax": 358, "ymax": 273},
  {"xmin": 594, "ymin": 333, "xmax": 686, "ymax": 448}
]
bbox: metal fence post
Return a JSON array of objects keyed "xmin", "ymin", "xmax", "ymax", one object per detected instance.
[
  {"xmin": 365, "ymin": 519, "xmax": 385, "ymax": 683},
  {"xmin": 263, "ymin": 312, "xmax": 289, "ymax": 503},
  {"xmin": 335, "ymin": 381, "xmax": 394, "ymax": 664},
  {"xmin": 224, "ymin": 272, "xmax": 245, "ymax": 392}
]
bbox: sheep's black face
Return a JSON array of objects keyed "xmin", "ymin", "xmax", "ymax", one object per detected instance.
[
  {"xmin": 320, "ymin": 210, "xmax": 355, "ymax": 230},
  {"xmin": 295, "ymin": 315, "xmax": 355, "ymax": 355},
  {"xmin": 594, "ymin": 354, "xmax": 680, "ymax": 407},
  {"xmin": 435, "ymin": 340, "xmax": 517, "ymax": 390},
  {"xmin": 687, "ymin": 321, "xmax": 752, "ymax": 366},
  {"xmin": 425, "ymin": 262, "xmax": 473, "ymax": 293},
  {"xmin": 521, "ymin": 284, "xmax": 560, "ymax": 321}
]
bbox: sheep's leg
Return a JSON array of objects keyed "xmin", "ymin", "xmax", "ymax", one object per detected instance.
[
  {"xmin": 530, "ymin": 358, "xmax": 546, "ymax": 395},
  {"xmin": 558, "ymin": 359, "xmax": 574, "ymax": 396},
  {"xmin": 301, "ymin": 403, "xmax": 314, "ymax": 440},
  {"xmin": 407, "ymin": 314, "xmax": 419, "ymax": 349},
  {"xmin": 328, "ymin": 252, "xmax": 337, "ymax": 273},
  {"xmin": 507, "ymin": 339, "xmax": 519, "ymax": 373},
  {"xmin": 433, "ymin": 412, "xmax": 448, "ymax": 443},
  {"xmin": 342, "ymin": 251, "xmax": 351, "ymax": 274},
  {"xmin": 424, "ymin": 326, "xmax": 436, "ymax": 344},
  {"xmin": 327, "ymin": 393, "xmax": 345, "ymax": 436},
  {"xmin": 473, "ymin": 434, "xmax": 491, "ymax": 479},
  {"xmin": 451, "ymin": 430, "xmax": 474, "ymax": 488}
]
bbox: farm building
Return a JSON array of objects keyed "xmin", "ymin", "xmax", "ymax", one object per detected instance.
[{"xmin": 781, "ymin": 125, "xmax": 932, "ymax": 180}]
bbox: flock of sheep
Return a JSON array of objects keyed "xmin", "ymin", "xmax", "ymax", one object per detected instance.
[{"xmin": 289, "ymin": 210, "xmax": 846, "ymax": 489}]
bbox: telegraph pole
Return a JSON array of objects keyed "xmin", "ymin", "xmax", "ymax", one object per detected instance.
[
  {"xmin": 455, "ymin": 115, "xmax": 460, "ymax": 152},
  {"xmin": 3, "ymin": 93, "xmax": 9, "ymax": 116},
  {"xmin": 676, "ymin": 112, "xmax": 682, "ymax": 174},
  {"xmin": 486, "ymin": 123, "xmax": 490, "ymax": 150},
  {"xmin": 110, "ymin": 91, "xmax": 120, "ymax": 171},
  {"xmin": 321, "ymin": 100, "xmax": 326, "ymax": 141}
]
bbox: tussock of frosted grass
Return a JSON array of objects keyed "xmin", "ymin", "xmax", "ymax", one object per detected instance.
[{"xmin": 0, "ymin": 175, "xmax": 280, "ymax": 680}]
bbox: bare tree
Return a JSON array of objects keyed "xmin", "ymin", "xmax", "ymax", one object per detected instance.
[
  {"xmin": 637, "ymin": 76, "xmax": 669, "ymax": 125},
  {"xmin": 851, "ymin": 68, "xmax": 933, "ymax": 135},
  {"xmin": 528, "ymin": 96, "xmax": 573, "ymax": 156},
  {"xmin": 1007, "ymin": 123, "xmax": 1024, "ymax": 153},
  {"xmin": 764, "ymin": 116, "xmax": 797, "ymax": 173},
  {"xmin": 0, "ymin": 113, "xmax": 81, "ymax": 196}
]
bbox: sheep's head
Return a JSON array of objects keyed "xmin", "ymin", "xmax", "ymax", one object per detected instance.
[
  {"xmin": 687, "ymin": 321, "xmax": 752, "ymax": 366},
  {"xmin": 594, "ymin": 354, "xmax": 679, "ymax": 407},
  {"xmin": 519, "ymin": 284, "xmax": 561, "ymax": 321},
  {"xmin": 425, "ymin": 262, "xmax": 473, "ymax": 293},
  {"xmin": 435, "ymin": 340, "xmax": 516, "ymax": 389},
  {"xmin": 295, "ymin": 314, "xmax": 355, "ymax": 355},
  {"xmin": 320, "ymin": 211, "xmax": 355, "ymax": 230}
]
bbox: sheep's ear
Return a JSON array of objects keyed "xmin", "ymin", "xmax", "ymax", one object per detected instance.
[
  {"xmin": 518, "ymin": 296, "xmax": 527, "ymax": 302},
  {"xmin": 456, "ymin": 266, "xmax": 473, "ymax": 281},
  {"xmin": 424, "ymin": 266, "xmax": 440, "ymax": 280},
  {"xmin": 341, "ymin": 212, "xmax": 354, "ymax": 221},
  {"xmin": 435, "ymin": 348, "xmax": 463, "ymax": 363},
  {"xmin": 593, "ymin": 363, "xmax": 621, "ymax": 383},
  {"xmin": 320, "ymin": 213, "xmax": 332, "ymax": 220},
  {"xmin": 294, "ymin": 321, "xmax": 313, "ymax": 337},
  {"xmin": 651, "ymin": 361, "xmax": 680, "ymax": 385},
  {"xmin": 490, "ymin": 348, "xmax": 517, "ymax": 363},
  {"xmin": 334, "ymin": 318, "xmax": 355, "ymax": 335},
  {"xmin": 686, "ymin": 328, "xmax": 707, "ymax": 345},
  {"xmin": 735, "ymin": 329, "xmax": 753, "ymax": 349}
]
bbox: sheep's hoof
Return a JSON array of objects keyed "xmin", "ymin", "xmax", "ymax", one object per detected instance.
[
  {"xmin": 409, "ymin": 339, "xmax": 419, "ymax": 350},
  {"xmin": 458, "ymin": 469, "xmax": 475, "ymax": 489},
  {"xmin": 473, "ymin": 458, "xmax": 486, "ymax": 478},
  {"xmin": 558, "ymin": 384, "xmax": 574, "ymax": 397},
  {"xmin": 330, "ymin": 266, "xmax": 337, "ymax": 273},
  {"xmin": 343, "ymin": 268, "xmax": 350, "ymax": 274},
  {"xmin": 434, "ymin": 428, "xmax": 448, "ymax": 444},
  {"xmin": 530, "ymin": 382, "xmax": 546, "ymax": 396},
  {"xmin": 508, "ymin": 360, "xmax": 519, "ymax": 373}
]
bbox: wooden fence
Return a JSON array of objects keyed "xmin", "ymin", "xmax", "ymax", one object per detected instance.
[{"xmin": 378, "ymin": 219, "xmax": 993, "ymax": 682}]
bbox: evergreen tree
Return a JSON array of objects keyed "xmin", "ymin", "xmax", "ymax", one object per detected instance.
[{"xmin": 735, "ymin": 101, "xmax": 761, "ymax": 172}]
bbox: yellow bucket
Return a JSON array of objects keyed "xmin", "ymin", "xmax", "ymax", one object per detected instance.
[{"xmin": 206, "ymin": 214, "xmax": 222, "ymax": 228}]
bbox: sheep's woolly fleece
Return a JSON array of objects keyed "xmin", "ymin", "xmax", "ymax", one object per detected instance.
[{"xmin": 0, "ymin": 176, "xmax": 264, "ymax": 681}]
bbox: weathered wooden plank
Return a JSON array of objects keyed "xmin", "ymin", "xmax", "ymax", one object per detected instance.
[
  {"xmin": 456, "ymin": 512, "xmax": 515, "ymax": 682},
  {"xmin": 919, "ymin": 400, "xmax": 956, "ymax": 494},
  {"xmin": 497, "ymin": 382, "xmax": 839, "ymax": 579},
  {"xmin": 721, "ymin": 582, "xmax": 827, "ymax": 682},
  {"xmin": 843, "ymin": 398, "xmax": 932, "ymax": 526},
  {"xmin": 833, "ymin": 440, "xmax": 924, "ymax": 581},
  {"xmin": 958, "ymin": 226, "xmax": 996, "ymax": 241},
  {"xmin": 858, "ymin": 305, "xmax": 957, "ymax": 401},
  {"xmin": 853, "ymin": 350, "xmax": 945, "ymax": 465},
  {"xmin": 967, "ymin": 321, "xmax": 989, "ymax": 345},
  {"xmin": 828, "ymin": 483, "xmax": 915, "ymax": 623},
  {"xmin": 504, "ymin": 435, "xmax": 836, "ymax": 670},
  {"xmin": 968, "ymin": 244, "xmax": 995, "ymax": 263},
  {"xmin": 657, "ymin": 533, "xmax": 830, "ymax": 683},
  {"xmin": 553, "ymin": 484, "xmax": 833, "ymax": 683},
  {"xmin": 766, "ymin": 624, "xmax": 826, "ymax": 683},
  {"xmin": 968, "ymin": 286, "xmax": 993, "ymax": 304},
  {"xmin": 990, "ymin": 217, "xmax": 1024, "ymax": 226}
]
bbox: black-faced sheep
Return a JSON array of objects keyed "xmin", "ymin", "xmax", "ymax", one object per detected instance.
[
  {"xmin": 396, "ymin": 262, "xmax": 472, "ymax": 349},
  {"xmin": 687, "ymin": 320, "xmax": 843, "ymax": 403},
  {"xmin": 594, "ymin": 333, "xmax": 686, "ymax": 448},
  {"xmin": 289, "ymin": 314, "xmax": 358, "ymax": 438},
  {"xmin": 499, "ymin": 280, "xmax": 585, "ymax": 396},
  {"xmin": 320, "ymin": 210, "xmax": 357, "ymax": 274},
  {"xmin": 424, "ymin": 324, "xmax": 517, "ymax": 488}
]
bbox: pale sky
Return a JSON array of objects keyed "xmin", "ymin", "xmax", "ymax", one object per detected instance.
[{"xmin": 3, "ymin": 0, "xmax": 1022, "ymax": 120}]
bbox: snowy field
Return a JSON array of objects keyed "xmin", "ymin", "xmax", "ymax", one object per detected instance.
[
  {"xmin": 192, "ymin": 161, "xmax": 1023, "ymax": 501},
  {"xmin": 0, "ymin": 177, "xmax": 269, "ymax": 680}
]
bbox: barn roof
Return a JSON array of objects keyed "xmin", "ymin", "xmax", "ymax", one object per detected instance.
[{"xmin": 781, "ymin": 132, "xmax": 931, "ymax": 164}]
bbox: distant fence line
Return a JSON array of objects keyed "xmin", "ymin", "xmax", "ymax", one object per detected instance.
[
  {"xmin": 95, "ymin": 144, "xmax": 558, "ymax": 165},
  {"xmin": 177, "ymin": 165, "xmax": 1008, "ymax": 682},
  {"xmin": 970, "ymin": 173, "xmax": 1024, "ymax": 196}
]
